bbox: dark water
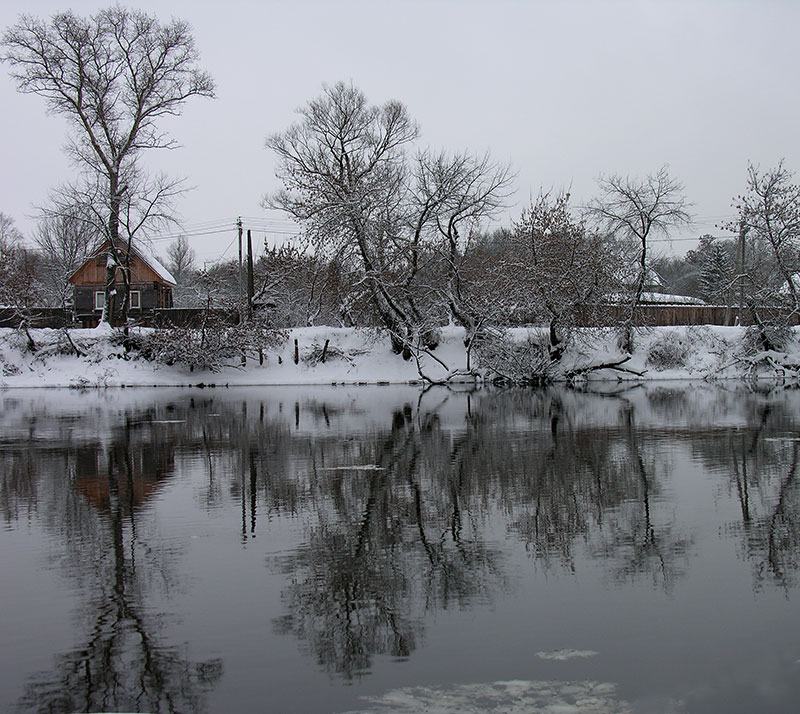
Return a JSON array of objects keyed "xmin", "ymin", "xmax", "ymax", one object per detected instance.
[{"xmin": 1, "ymin": 383, "xmax": 800, "ymax": 714}]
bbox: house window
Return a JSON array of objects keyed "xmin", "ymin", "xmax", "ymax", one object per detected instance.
[
  {"xmin": 130, "ymin": 290, "xmax": 141, "ymax": 309},
  {"xmin": 94, "ymin": 291, "xmax": 105, "ymax": 310}
]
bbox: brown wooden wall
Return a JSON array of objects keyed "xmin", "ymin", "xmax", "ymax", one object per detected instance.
[
  {"xmin": 71, "ymin": 254, "xmax": 163, "ymax": 287},
  {"xmin": 583, "ymin": 304, "xmax": 800, "ymax": 327}
]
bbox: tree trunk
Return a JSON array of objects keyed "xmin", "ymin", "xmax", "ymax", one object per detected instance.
[{"xmin": 102, "ymin": 172, "xmax": 121, "ymax": 325}]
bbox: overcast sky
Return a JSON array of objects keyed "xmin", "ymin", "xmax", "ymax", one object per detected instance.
[{"xmin": 1, "ymin": 0, "xmax": 798, "ymax": 264}]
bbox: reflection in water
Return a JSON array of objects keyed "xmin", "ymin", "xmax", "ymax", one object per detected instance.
[
  {"xmin": 1, "ymin": 403, "xmax": 222, "ymax": 714},
  {"xmin": 271, "ymin": 404, "xmax": 506, "ymax": 677},
  {"xmin": 720, "ymin": 406, "xmax": 800, "ymax": 591},
  {"xmin": 2, "ymin": 384, "xmax": 800, "ymax": 711}
]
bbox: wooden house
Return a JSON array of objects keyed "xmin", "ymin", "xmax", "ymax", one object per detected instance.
[{"xmin": 69, "ymin": 239, "xmax": 175, "ymax": 326}]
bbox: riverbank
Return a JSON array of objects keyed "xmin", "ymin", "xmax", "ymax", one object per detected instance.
[{"xmin": 1, "ymin": 324, "xmax": 799, "ymax": 389}]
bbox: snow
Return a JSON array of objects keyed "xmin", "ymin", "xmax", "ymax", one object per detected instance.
[
  {"xmin": 606, "ymin": 292, "xmax": 707, "ymax": 305},
  {"xmin": 639, "ymin": 292, "xmax": 706, "ymax": 305},
  {"xmin": 2, "ymin": 323, "xmax": 800, "ymax": 389},
  {"xmin": 340, "ymin": 679, "xmax": 652, "ymax": 714},
  {"xmin": 537, "ymin": 649, "xmax": 600, "ymax": 661}
]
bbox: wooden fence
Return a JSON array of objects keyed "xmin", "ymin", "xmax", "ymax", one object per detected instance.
[
  {"xmin": 589, "ymin": 304, "xmax": 799, "ymax": 327},
  {"xmin": 1, "ymin": 304, "xmax": 797, "ymax": 329}
]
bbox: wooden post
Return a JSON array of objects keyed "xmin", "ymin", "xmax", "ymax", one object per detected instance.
[
  {"xmin": 237, "ymin": 217, "xmax": 244, "ymax": 320},
  {"xmin": 247, "ymin": 228, "xmax": 254, "ymax": 320},
  {"xmin": 294, "ymin": 338, "xmax": 299, "ymax": 364},
  {"xmin": 321, "ymin": 339, "xmax": 329, "ymax": 363}
]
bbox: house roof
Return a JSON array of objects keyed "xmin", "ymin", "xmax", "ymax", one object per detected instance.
[
  {"xmin": 69, "ymin": 239, "xmax": 176, "ymax": 287},
  {"xmin": 133, "ymin": 241, "xmax": 176, "ymax": 286},
  {"xmin": 604, "ymin": 291, "xmax": 707, "ymax": 305}
]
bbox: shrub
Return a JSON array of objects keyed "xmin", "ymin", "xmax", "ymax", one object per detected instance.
[
  {"xmin": 474, "ymin": 329, "xmax": 555, "ymax": 385},
  {"xmin": 741, "ymin": 323, "xmax": 792, "ymax": 354},
  {"xmin": 646, "ymin": 334, "xmax": 688, "ymax": 370},
  {"xmin": 131, "ymin": 323, "xmax": 287, "ymax": 371}
]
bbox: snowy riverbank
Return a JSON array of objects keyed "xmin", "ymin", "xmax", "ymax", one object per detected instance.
[{"xmin": 2, "ymin": 324, "xmax": 799, "ymax": 389}]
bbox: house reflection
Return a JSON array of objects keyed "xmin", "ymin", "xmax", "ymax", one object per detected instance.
[
  {"xmin": 7, "ymin": 414, "xmax": 222, "ymax": 714},
  {"xmin": 73, "ymin": 443, "xmax": 174, "ymax": 513}
]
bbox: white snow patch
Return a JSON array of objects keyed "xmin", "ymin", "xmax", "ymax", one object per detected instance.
[
  {"xmin": 537, "ymin": 649, "xmax": 600, "ymax": 661},
  {"xmin": 339, "ymin": 679, "xmax": 656, "ymax": 714},
  {"xmin": 317, "ymin": 465, "xmax": 385, "ymax": 471}
]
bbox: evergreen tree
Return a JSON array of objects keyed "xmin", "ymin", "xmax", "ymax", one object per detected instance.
[{"xmin": 699, "ymin": 240, "xmax": 733, "ymax": 303}]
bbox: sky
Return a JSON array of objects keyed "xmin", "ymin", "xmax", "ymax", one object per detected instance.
[{"xmin": 1, "ymin": 0, "xmax": 798, "ymax": 265}]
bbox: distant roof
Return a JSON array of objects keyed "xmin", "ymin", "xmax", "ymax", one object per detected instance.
[
  {"xmin": 639, "ymin": 292, "xmax": 706, "ymax": 305},
  {"xmin": 605, "ymin": 292, "xmax": 707, "ymax": 305}
]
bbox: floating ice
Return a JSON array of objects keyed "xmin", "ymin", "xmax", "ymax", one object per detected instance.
[
  {"xmin": 536, "ymin": 649, "xmax": 600, "ymax": 661},
  {"xmin": 340, "ymin": 679, "xmax": 640, "ymax": 714},
  {"xmin": 318, "ymin": 465, "xmax": 385, "ymax": 471}
]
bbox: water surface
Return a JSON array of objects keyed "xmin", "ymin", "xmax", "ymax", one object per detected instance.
[{"xmin": 1, "ymin": 384, "xmax": 799, "ymax": 713}]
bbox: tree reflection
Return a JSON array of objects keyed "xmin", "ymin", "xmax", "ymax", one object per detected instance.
[
  {"xmin": 5, "ymin": 384, "xmax": 800, "ymax": 693},
  {"xmin": 269, "ymin": 404, "xmax": 504, "ymax": 678},
  {"xmin": 257, "ymin": 388, "xmax": 699, "ymax": 676},
  {"xmin": 1, "ymin": 405, "xmax": 222, "ymax": 714},
  {"xmin": 586, "ymin": 402, "xmax": 693, "ymax": 592},
  {"xmin": 721, "ymin": 399, "xmax": 800, "ymax": 590}
]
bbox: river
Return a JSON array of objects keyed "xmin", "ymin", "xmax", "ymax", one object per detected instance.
[{"xmin": 1, "ymin": 383, "xmax": 799, "ymax": 713}]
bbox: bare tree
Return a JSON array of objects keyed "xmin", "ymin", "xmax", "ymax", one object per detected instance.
[
  {"xmin": 34, "ymin": 203, "xmax": 96, "ymax": 307},
  {"xmin": 511, "ymin": 191, "xmax": 618, "ymax": 360},
  {"xmin": 411, "ymin": 150, "xmax": 515, "ymax": 343},
  {"xmin": 727, "ymin": 161, "xmax": 800, "ymax": 346},
  {"xmin": 165, "ymin": 235, "xmax": 197, "ymax": 307},
  {"xmin": 0, "ymin": 211, "xmax": 24, "ymax": 257},
  {"xmin": 2, "ymin": 6, "xmax": 214, "ymax": 324},
  {"xmin": 265, "ymin": 83, "xmax": 514, "ymax": 358},
  {"xmin": 0, "ymin": 213, "xmax": 44, "ymax": 346},
  {"xmin": 265, "ymin": 82, "xmax": 418, "ymax": 353},
  {"xmin": 586, "ymin": 166, "xmax": 692, "ymax": 351}
]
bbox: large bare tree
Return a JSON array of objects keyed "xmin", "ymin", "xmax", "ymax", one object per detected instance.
[
  {"xmin": 2, "ymin": 6, "xmax": 214, "ymax": 324},
  {"xmin": 265, "ymin": 81, "xmax": 419, "ymax": 353},
  {"xmin": 265, "ymin": 82, "xmax": 513, "ymax": 357}
]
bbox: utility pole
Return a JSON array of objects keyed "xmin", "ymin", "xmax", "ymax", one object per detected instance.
[
  {"xmin": 237, "ymin": 216, "xmax": 243, "ymax": 322},
  {"xmin": 247, "ymin": 228, "xmax": 254, "ymax": 319}
]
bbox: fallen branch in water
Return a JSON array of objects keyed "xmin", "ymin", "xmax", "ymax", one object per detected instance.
[
  {"xmin": 712, "ymin": 350, "xmax": 800, "ymax": 382},
  {"xmin": 564, "ymin": 356, "xmax": 646, "ymax": 381}
]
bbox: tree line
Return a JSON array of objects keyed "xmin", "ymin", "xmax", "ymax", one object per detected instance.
[{"xmin": 2, "ymin": 6, "xmax": 800, "ymax": 369}]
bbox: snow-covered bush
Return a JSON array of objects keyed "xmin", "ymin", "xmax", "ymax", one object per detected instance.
[
  {"xmin": 741, "ymin": 323, "xmax": 792, "ymax": 354},
  {"xmin": 131, "ymin": 323, "xmax": 287, "ymax": 371},
  {"xmin": 302, "ymin": 339, "xmax": 368, "ymax": 366},
  {"xmin": 474, "ymin": 329, "xmax": 555, "ymax": 385},
  {"xmin": 646, "ymin": 333, "xmax": 689, "ymax": 370}
]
